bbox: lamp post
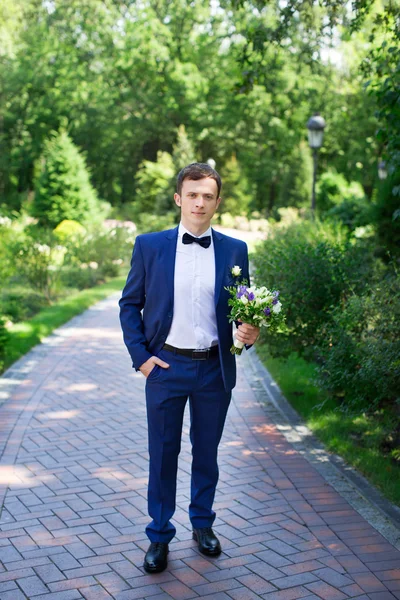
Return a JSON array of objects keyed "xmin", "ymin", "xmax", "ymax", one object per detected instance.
[
  {"xmin": 307, "ymin": 113, "xmax": 326, "ymax": 213},
  {"xmin": 207, "ymin": 158, "xmax": 216, "ymax": 169},
  {"xmin": 378, "ymin": 160, "xmax": 387, "ymax": 180}
]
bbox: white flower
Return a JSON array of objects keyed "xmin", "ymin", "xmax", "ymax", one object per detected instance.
[
  {"xmin": 231, "ymin": 265, "xmax": 242, "ymax": 277},
  {"xmin": 33, "ymin": 243, "xmax": 51, "ymax": 255},
  {"xmin": 89, "ymin": 261, "xmax": 98, "ymax": 269},
  {"xmin": 240, "ymin": 296, "xmax": 248, "ymax": 305},
  {"xmin": 272, "ymin": 301, "xmax": 282, "ymax": 314}
]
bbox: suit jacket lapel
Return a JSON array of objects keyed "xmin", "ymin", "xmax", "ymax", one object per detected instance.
[
  {"xmin": 164, "ymin": 226, "xmax": 179, "ymax": 307},
  {"xmin": 212, "ymin": 228, "xmax": 226, "ymax": 306}
]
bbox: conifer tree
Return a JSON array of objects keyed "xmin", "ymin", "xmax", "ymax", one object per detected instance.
[
  {"xmin": 220, "ymin": 155, "xmax": 252, "ymax": 216},
  {"xmin": 32, "ymin": 131, "xmax": 100, "ymax": 228},
  {"xmin": 172, "ymin": 125, "xmax": 197, "ymax": 171},
  {"xmin": 133, "ymin": 151, "xmax": 175, "ymax": 217}
]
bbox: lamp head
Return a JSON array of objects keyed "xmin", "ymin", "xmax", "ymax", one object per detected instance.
[{"xmin": 307, "ymin": 113, "xmax": 326, "ymax": 149}]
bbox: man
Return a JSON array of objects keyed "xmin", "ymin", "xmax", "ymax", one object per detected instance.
[{"xmin": 119, "ymin": 162, "xmax": 259, "ymax": 574}]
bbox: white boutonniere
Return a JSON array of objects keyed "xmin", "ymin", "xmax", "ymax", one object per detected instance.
[{"xmin": 231, "ymin": 265, "xmax": 242, "ymax": 277}]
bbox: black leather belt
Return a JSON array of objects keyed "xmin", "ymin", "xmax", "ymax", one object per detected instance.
[{"xmin": 162, "ymin": 343, "xmax": 219, "ymax": 360}]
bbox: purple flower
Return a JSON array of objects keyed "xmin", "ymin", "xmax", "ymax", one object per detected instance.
[
  {"xmin": 272, "ymin": 297, "xmax": 279, "ymax": 305},
  {"xmin": 264, "ymin": 307, "xmax": 271, "ymax": 316},
  {"xmin": 247, "ymin": 292, "xmax": 255, "ymax": 301},
  {"xmin": 236, "ymin": 285, "xmax": 247, "ymax": 299},
  {"xmin": 273, "ymin": 290, "xmax": 280, "ymax": 297}
]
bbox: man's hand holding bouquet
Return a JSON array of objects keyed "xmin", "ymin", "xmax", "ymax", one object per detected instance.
[{"xmin": 226, "ymin": 265, "xmax": 285, "ymax": 356}]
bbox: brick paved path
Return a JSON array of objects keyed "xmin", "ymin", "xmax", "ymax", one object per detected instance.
[{"xmin": 0, "ymin": 295, "xmax": 399, "ymax": 600}]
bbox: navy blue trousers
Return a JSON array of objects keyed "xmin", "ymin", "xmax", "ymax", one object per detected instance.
[{"xmin": 144, "ymin": 348, "xmax": 232, "ymax": 543}]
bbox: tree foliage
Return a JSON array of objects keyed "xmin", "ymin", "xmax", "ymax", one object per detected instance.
[
  {"xmin": 0, "ymin": 0, "xmax": 396, "ymax": 226},
  {"xmin": 32, "ymin": 130, "xmax": 102, "ymax": 228}
]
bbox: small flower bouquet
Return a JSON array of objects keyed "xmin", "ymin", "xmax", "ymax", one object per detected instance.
[{"xmin": 226, "ymin": 271, "xmax": 284, "ymax": 355}]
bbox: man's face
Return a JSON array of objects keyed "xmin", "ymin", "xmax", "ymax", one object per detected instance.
[{"xmin": 174, "ymin": 177, "xmax": 221, "ymax": 234}]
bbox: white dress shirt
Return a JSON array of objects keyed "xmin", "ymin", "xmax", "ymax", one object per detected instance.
[{"xmin": 165, "ymin": 222, "xmax": 218, "ymax": 349}]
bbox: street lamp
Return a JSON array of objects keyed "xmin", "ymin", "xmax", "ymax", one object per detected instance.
[
  {"xmin": 378, "ymin": 160, "xmax": 387, "ymax": 180},
  {"xmin": 207, "ymin": 158, "xmax": 216, "ymax": 169},
  {"xmin": 307, "ymin": 113, "xmax": 326, "ymax": 213}
]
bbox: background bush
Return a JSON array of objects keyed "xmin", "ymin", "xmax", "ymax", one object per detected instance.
[
  {"xmin": 326, "ymin": 195, "xmax": 372, "ymax": 230},
  {"xmin": 0, "ymin": 316, "xmax": 8, "ymax": 372},
  {"xmin": 0, "ymin": 287, "xmax": 48, "ymax": 322},
  {"xmin": 64, "ymin": 224, "xmax": 135, "ymax": 275},
  {"xmin": 315, "ymin": 271, "xmax": 400, "ymax": 413},
  {"xmin": 0, "ymin": 213, "xmax": 135, "ymax": 322},
  {"xmin": 316, "ymin": 170, "xmax": 366, "ymax": 213},
  {"xmin": 10, "ymin": 226, "xmax": 66, "ymax": 301},
  {"xmin": 252, "ymin": 219, "xmax": 379, "ymax": 361},
  {"xmin": 373, "ymin": 170, "xmax": 400, "ymax": 258}
]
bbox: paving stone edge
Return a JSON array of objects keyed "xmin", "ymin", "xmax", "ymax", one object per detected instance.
[{"xmin": 242, "ymin": 345, "xmax": 400, "ymax": 550}]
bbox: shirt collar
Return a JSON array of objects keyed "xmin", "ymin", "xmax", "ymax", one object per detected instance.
[{"xmin": 178, "ymin": 222, "xmax": 212, "ymax": 240}]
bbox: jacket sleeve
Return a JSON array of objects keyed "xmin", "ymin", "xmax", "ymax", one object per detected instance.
[{"xmin": 119, "ymin": 237, "xmax": 153, "ymax": 370}]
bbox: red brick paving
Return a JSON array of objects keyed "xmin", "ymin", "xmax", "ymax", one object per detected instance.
[{"xmin": 0, "ymin": 295, "xmax": 399, "ymax": 599}]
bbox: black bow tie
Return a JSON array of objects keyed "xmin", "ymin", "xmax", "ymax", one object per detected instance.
[{"xmin": 182, "ymin": 232, "xmax": 211, "ymax": 248}]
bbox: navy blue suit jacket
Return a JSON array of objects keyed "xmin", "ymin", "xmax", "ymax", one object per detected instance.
[{"xmin": 119, "ymin": 226, "xmax": 250, "ymax": 391}]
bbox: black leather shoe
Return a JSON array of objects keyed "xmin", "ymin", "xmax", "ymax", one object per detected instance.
[
  {"xmin": 143, "ymin": 542, "xmax": 169, "ymax": 573},
  {"xmin": 193, "ymin": 527, "xmax": 221, "ymax": 556}
]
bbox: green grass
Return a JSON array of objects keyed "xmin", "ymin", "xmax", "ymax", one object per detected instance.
[
  {"xmin": 3, "ymin": 275, "xmax": 127, "ymax": 373},
  {"xmin": 256, "ymin": 344, "xmax": 400, "ymax": 507}
]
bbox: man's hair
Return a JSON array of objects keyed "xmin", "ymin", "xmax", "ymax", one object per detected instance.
[{"xmin": 176, "ymin": 163, "xmax": 222, "ymax": 198}]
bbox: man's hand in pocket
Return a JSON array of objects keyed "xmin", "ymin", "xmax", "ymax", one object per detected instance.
[{"xmin": 139, "ymin": 356, "xmax": 170, "ymax": 378}]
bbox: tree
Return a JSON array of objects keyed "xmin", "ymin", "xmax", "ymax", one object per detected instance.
[
  {"xmin": 220, "ymin": 155, "xmax": 253, "ymax": 216},
  {"xmin": 32, "ymin": 130, "xmax": 103, "ymax": 228},
  {"xmin": 172, "ymin": 125, "xmax": 197, "ymax": 172},
  {"xmin": 278, "ymin": 141, "xmax": 313, "ymax": 209},
  {"xmin": 133, "ymin": 151, "xmax": 175, "ymax": 218}
]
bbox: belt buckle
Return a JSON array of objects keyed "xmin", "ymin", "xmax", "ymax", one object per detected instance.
[{"xmin": 192, "ymin": 349, "xmax": 209, "ymax": 360}]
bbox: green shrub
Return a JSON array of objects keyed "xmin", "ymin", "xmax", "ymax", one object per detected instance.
[
  {"xmin": 0, "ymin": 287, "xmax": 48, "ymax": 322},
  {"xmin": 316, "ymin": 170, "xmax": 366, "ymax": 213},
  {"xmin": 0, "ymin": 216, "xmax": 15, "ymax": 284},
  {"xmin": 32, "ymin": 130, "xmax": 106, "ymax": 228},
  {"xmin": 0, "ymin": 316, "xmax": 8, "ymax": 372},
  {"xmin": 252, "ymin": 219, "xmax": 378, "ymax": 360},
  {"xmin": 65, "ymin": 223, "xmax": 135, "ymax": 275},
  {"xmin": 135, "ymin": 211, "xmax": 177, "ymax": 234},
  {"xmin": 373, "ymin": 170, "xmax": 400, "ymax": 257},
  {"xmin": 316, "ymin": 272, "xmax": 400, "ymax": 413},
  {"xmin": 53, "ymin": 219, "xmax": 86, "ymax": 243},
  {"xmin": 9, "ymin": 226, "xmax": 67, "ymax": 301},
  {"xmin": 60, "ymin": 265, "xmax": 104, "ymax": 290},
  {"xmin": 326, "ymin": 195, "xmax": 372, "ymax": 230}
]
